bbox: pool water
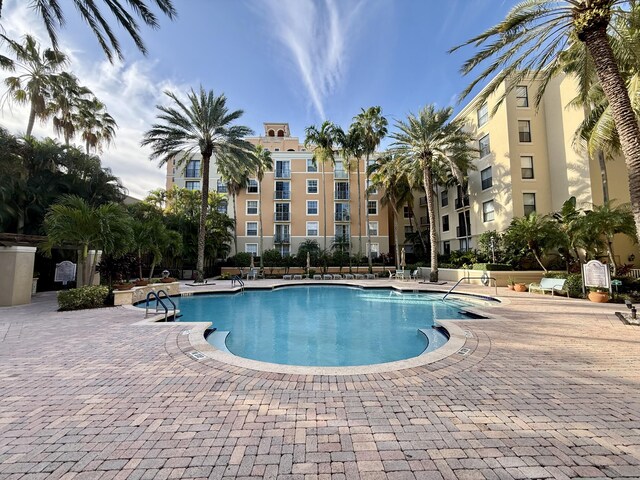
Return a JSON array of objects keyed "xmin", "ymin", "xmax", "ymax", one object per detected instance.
[{"xmin": 167, "ymin": 286, "xmax": 472, "ymax": 367}]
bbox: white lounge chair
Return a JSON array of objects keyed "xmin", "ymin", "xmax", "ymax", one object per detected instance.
[
  {"xmin": 354, "ymin": 274, "xmax": 364, "ymax": 280},
  {"xmin": 529, "ymin": 278, "xmax": 568, "ymax": 297},
  {"xmin": 333, "ymin": 274, "xmax": 342, "ymax": 280},
  {"xmin": 323, "ymin": 274, "xmax": 332, "ymax": 280},
  {"xmin": 283, "ymin": 274, "xmax": 292, "ymax": 280},
  {"xmin": 313, "ymin": 274, "xmax": 322, "ymax": 280},
  {"xmin": 344, "ymin": 274, "xmax": 354, "ymax": 280}
]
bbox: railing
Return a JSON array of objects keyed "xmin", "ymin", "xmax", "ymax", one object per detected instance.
[
  {"xmin": 442, "ymin": 275, "xmax": 497, "ymax": 301},
  {"xmin": 274, "ymin": 169, "xmax": 291, "ymax": 179},
  {"xmin": 274, "ymin": 212, "xmax": 291, "ymax": 222},
  {"xmin": 231, "ymin": 275, "xmax": 244, "ymax": 291},
  {"xmin": 273, "ymin": 234, "xmax": 291, "ymax": 243},
  {"xmin": 627, "ymin": 269, "xmax": 640, "ymax": 279},
  {"xmin": 455, "ymin": 196, "xmax": 470, "ymax": 209},
  {"xmin": 274, "ymin": 191, "xmax": 291, "ymax": 200},
  {"xmin": 334, "ymin": 191, "xmax": 350, "ymax": 200},
  {"xmin": 335, "ymin": 212, "xmax": 350, "ymax": 222},
  {"xmin": 144, "ymin": 289, "xmax": 177, "ymax": 322}
]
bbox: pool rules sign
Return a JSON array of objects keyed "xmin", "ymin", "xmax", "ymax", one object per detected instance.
[{"xmin": 582, "ymin": 260, "xmax": 611, "ymax": 294}]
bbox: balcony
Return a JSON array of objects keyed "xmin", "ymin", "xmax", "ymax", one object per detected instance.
[
  {"xmin": 419, "ymin": 196, "xmax": 427, "ymax": 206},
  {"xmin": 274, "ymin": 190, "xmax": 291, "ymax": 200},
  {"xmin": 334, "ymin": 191, "xmax": 350, "ymax": 200},
  {"xmin": 274, "ymin": 212, "xmax": 291, "ymax": 222},
  {"xmin": 335, "ymin": 212, "xmax": 350, "ymax": 222},
  {"xmin": 455, "ymin": 196, "xmax": 470, "ymax": 209},
  {"xmin": 274, "ymin": 168, "xmax": 291, "ymax": 179},
  {"xmin": 420, "ymin": 216, "xmax": 428, "ymax": 227},
  {"xmin": 456, "ymin": 225, "xmax": 471, "ymax": 238},
  {"xmin": 334, "ymin": 170, "xmax": 348, "ymax": 179},
  {"xmin": 273, "ymin": 234, "xmax": 291, "ymax": 244}
]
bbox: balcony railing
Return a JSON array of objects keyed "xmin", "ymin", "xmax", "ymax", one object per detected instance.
[
  {"xmin": 274, "ymin": 212, "xmax": 291, "ymax": 222},
  {"xmin": 456, "ymin": 225, "xmax": 470, "ymax": 238},
  {"xmin": 274, "ymin": 191, "xmax": 291, "ymax": 200},
  {"xmin": 335, "ymin": 212, "xmax": 350, "ymax": 222},
  {"xmin": 274, "ymin": 168, "xmax": 291, "ymax": 179},
  {"xmin": 455, "ymin": 196, "xmax": 470, "ymax": 209},
  {"xmin": 273, "ymin": 234, "xmax": 291, "ymax": 244},
  {"xmin": 334, "ymin": 170, "xmax": 348, "ymax": 179},
  {"xmin": 334, "ymin": 191, "xmax": 350, "ymax": 200}
]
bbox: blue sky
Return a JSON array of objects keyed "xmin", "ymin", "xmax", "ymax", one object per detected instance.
[{"xmin": 2, "ymin": 0, "xmax": 514, "ymax": 198}]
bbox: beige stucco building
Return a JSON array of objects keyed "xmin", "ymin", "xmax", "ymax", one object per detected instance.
[{"xmin": 167, "ymin": 123, "xmax": 390, "ymax": 258}]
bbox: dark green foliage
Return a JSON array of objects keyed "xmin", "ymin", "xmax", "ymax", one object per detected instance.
[
  {"xmin": 96, "ymin": 253, "xmax": 138, "ymax": 285},
  {"xmin": 262, "ymin": 249, "xmax": 282, "ymax": 274},
  {"xmin": 230, "ymin": 252, "xmax": 252, "ymax": 268},
  {"xmin": 57, "ymin": 285, "xmax": 109, "ymax": 310}
]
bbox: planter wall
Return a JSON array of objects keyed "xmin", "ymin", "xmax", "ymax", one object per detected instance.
[
  {"xmin": 221, "ymin": 266, "xmax": 393, "ymax": 277},
  {"xmin": 437, "ymin": 268, "xmax": 561, "ymax": 287},
  {"xmin": 113, "ymin": 281, "xmax": 180, "ymax": 306}
]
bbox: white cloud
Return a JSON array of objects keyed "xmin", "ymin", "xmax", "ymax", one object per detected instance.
[
  {"xmin": 259, "ymin": 0, "xmax": 363, "ymax": 120},
  {"xmin": 0, "ymin": 0, "xmax": 190, "ymax": 199}
]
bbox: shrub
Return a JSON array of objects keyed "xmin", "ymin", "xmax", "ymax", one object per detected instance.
[
  {"xmin": 262, "ymin": 249, "xmax": 282, "ymax": 274},
  {"xmin": 543, "ymin": 272, "xmax": 583, "ymax": 298},
  {"xmin": 229, "ymin": 252, "xmax": 252, "ymax": 268},
  {"xmin": 58, "ymin": 285, "xmax": 110, "ymax": 311},
  {"xmin": 472, "ymin": 263, "xmax": 512, "ymax": 271}
]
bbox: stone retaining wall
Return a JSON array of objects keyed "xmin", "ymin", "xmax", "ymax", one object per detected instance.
[{"xmin": 113, "ymin": 281, "xmax": 180, "ymax": 306}]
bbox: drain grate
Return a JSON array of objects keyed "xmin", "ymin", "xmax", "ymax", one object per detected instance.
[
  {"xmin": 189, "ymin": 351, "xmax": 206, "ymax": 360},
  {"xmin": 457, "ymin": 348, "xmax": 471, "ymax": 356}
]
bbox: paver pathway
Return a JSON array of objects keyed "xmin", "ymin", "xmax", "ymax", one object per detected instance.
[{"xmin": 0, "ymin": 284, "xmax": 639, "ymax": 480}]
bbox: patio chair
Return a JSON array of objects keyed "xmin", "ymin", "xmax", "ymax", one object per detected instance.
[
  {"xmin": 344, "ymin": 274, "xmax": 354, "ymax": 280},
  {"xmin": 313, "ymin": 274, "xmax": 322, "ymax": 280},
  {"xmin": 283, "ymin": 274, "xmax": 292, "ymax": 280},
  {"xmin": 410, "ymin": 270, "xmax": 419, "ymax": 281},
  {"xmin": 354, "ymin": 274, "xmax": 364, "ymax": 280},
  {"xmin": 323, "ymin": 274, "xmax": 332, "ymax": 280},
  {"xmin": 247, "ymin": 268, "xmax": 258, "ymax": 280},
  {"xmin": 333, "ymin": 274, "xmax": 343, "ymax": 280},
  {"xmin": 365, "ymin": 273, "xmax": 376, "ymax": 280},
  {"xmin": 293, "ymin": 274, "xmax": 303, "ymax": 280}
]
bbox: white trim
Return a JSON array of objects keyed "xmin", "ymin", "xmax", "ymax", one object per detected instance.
[
  {"xmin": 246, "ymin": 199, "xmax": 258, "ymax": 215},
  {"xmin": 367, "ymin": 200, "xmax": 378, "ymax": 216},
  {"xmin": 368, "ymin": 221, "xmax": 379, "ymax": 237},
  {"xmin": 245, "ymin": 221, "xmax": 258, "ymax": 237},
  {"xmin": 306, "ymin": 178, "xmax": 319, "ymax": 194},
  {"xmin": 306, "ymin": 200, "xmax": 319, "ymax": 216},
  {"xmin": 0, "ymin": 246, "xmax": 37, "ymax": 253},
  {"xmin": 244, "ymin": 243, "xmax": 259, "ymax": 256},
  {"xmin": 306, "ymin": 221, "xmax": 319, "ymax": 237}
]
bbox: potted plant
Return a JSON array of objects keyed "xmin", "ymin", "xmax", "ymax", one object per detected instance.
[
  {"xmin": 507, "ymin": 277, "xmax": 515, "ymax": 290},
  {"xmin": 134, "ymin": 278, "xmax": 149, "ymax": 287},
  {"xmin": 588, "ymin": 287, "xmax": 610, "ymax": 303},
  {"xmin": 114, "ymin": 281, "xmax": 134, "ymax": 290},
  {"xmin": 514, "ymin": 282, "xmax": 528, "ymax": 292},
  {"xmin": 161, "ymin": 276, "xmax": 176, "ymax": 283}
]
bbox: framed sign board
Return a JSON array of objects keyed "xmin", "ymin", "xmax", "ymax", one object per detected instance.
[{"xmin": 582, "ymin": 260, "xmax": 611, "ymax": 293}]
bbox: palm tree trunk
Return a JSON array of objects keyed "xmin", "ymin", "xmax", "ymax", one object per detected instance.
[
  {"xmin": 392, "ymin": 202, "xmax": 400, "ymax": 271},
  {"xmin": 258, "ymin": 179, "xmax": 264, "ymax": 270},
  {"xmin": 583, "ymin": 28, "xmax": 640, "ymax": 243},
  {"xmin": 322, "ymin": 160, "xmax": 327, "ymax": 250},
  {"xmin": 89, "ymin": 249, "xmax": 100, "ymax": 286},
  {"xmin": 531, "ymin": 247, "xmax": 547, "ymax": 273},
  {"xmin": 86, "ymin": 139, "xmax": 90, "ymax": 155},
  {"xmin": 149, "ymin": 261, "xmax": 156, "ymax": 281},
  {"xmin": 597, "ymin": 150, "xmax": 609, "ymax": 203},
  {"xmin": 365, "ymin": 153, "xmax": 373, "ymax": 272},
  {"xmin": 607, "ymin": 235, "xmax": 617, "ymax": 276},
  {"xmin": 232, "ymin": 191, "xmax": 238, "ymax": 256},
  {"xmin": 138, "ymin": 248, "xmax": 143, "ymax": 279},
  {"xmin": 408, "ymin": 203, "xmax": 427, "ymax": 254},
  {"xmin": 423, "ymin": 164, "xmax": 438, "ymax": 282},
  {"xmin": 357, "ymin": 158, "xmax": 362, "ymax": 257},
  {"xmin": 26, "ymin": 104, "xmax": 36, "ymax": 138},
  {"xmin": 196, "ymin": 155, "xmax": 211, "ymax": 283}
]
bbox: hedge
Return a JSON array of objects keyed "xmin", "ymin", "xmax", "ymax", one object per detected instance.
[
  {"xmin": 472, "ymin": 263, "xmax": 513, "ymax": 271},
  {"xmin": 58, "ymin": 285, "xmax": 110, "ymax": 311},
  {"xmin": 543, "ymin": 272, "xmax": 584, "ymax": 298}
]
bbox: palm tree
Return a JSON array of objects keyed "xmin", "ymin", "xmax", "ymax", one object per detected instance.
[
  {"xmin": 504, "ymin": 213, "xmax": 562, "ymax": 273},
  {"xmin": 77, "ymin": 96, "xmax": 118, "ymax": 154},
  {"xmin": 142, "ymin": 87, "xmax": 254, "ymax": 282},
  {"xmin": 552, "ymin": 196, "xmax": 590, "ymax": 269},
  {"xmin": 0, "ymin": 1, "xmax": 177, "ymax": 63},
  {"xmin": 304, "ymin": 121, "xmax": 340, "ymax": 250},
  {"xmin": 354, "ymin": 106, "xmax": 388, "ymax": 271},
  {"xmin": 48, "ymin": 72, "xmax": 92, "ymax": 145},
  {"xmin": 1, "ymin": 34, "xmax": 68, "ymax": 137},
  {"xmin": 219, "ymin": 161, "xmax": 250, "ymax": 257},
  {"xmin": 391, "ymin": 105, "xmax": 476, "ymax": 282},
  {"xmin": 583, "ymin": 200, "xmax": 637, "ymax": 275},
  {"xmin": 254, "ymin": 144, "xmax": 273, "ymax": 270},
  {"xmin": 452, "ymin": 0, "xmax": 640, "ymax": 243}
]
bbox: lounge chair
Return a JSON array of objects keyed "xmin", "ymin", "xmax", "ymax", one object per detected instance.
[
  {"xmin": 323, "ymin": 274, "xmax": 332, "ymax": 280},
  {"xmin": 529, "ymin": 278, "xmax": 568, "ymax": 297},
  {"xmin": 293, "ymin": 274, "xmax": 303, "ymax": 280},
  {"xmin": 333, "ymin": 274, "xmax": 342, "ymax": 280},
  {"xmin": 283, "ymin": 274, "xmax": 292, "ymax": 280},
  {"xmin": 365, "ymin": 273, "xmax": 376, "ymax": 280},
  {"xmin": 344, "ymin": 274, "xmax": 354, "ymax": 280},
  {"xmin": 354, "ymin": 274, "xmax": 364, "ymax": 280},
  {"xmin": 247, "ymin": 268, "xmax": 258, "ymax": 280},
  {"xmin": 313, "ymin": 274, "xmax": 322, "ymax": 280},
  {"xmin": 410, "ymin": 270, "xmax": 419, "ymax": 281}
]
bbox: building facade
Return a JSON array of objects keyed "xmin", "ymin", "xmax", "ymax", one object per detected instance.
[{"xmin": 167, "ymin": 123, "xmax": 390, "ymax": 258}]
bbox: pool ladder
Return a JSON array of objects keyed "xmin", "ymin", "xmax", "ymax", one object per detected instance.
[
  {"xmin": 231, "ymin": 275, "xmax": 245, "ymax": 293},
  {"xmin": 145, "ymin": 289, "xmax": 177, "ymax": 322},
  {"xmin": 442, "ymin": 275, "xmax": 497, "ymax": 302}
]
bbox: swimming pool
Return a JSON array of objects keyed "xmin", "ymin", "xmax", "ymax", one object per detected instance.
[{"xmin": 166, "ymin": 286, "xmax": 474, "ymax": 367}]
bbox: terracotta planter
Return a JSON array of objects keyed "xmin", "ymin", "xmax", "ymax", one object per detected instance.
[
  {"xmin": 161, "ymin": 277, "xmax": 175, "ymax": 283},
  {"xmin": 134, "ymin": 280, "xmax": 149, "ymax": 287},
  {"xmin": 507, "ymin": 284, "xmax": 514, "ymax": 290},
  {"xmin": 514, "ymin": 283, "xmax": 528, "ymax": 292},
  {"xmin": 588, "ymin": 291, "xmax": 609, "ymax": 303},
  {"xmin": 114, "ymin": 283, "xmax": 134, "ymax": 291}
]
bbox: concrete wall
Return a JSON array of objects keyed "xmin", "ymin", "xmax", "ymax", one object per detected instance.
[
  {"xmin": 0, "ymin": 246, "xmax": 36, "ymax": 306},
  {"xmin": 437, "ymin": 268, "xmax": 553, "ymax": 287}
]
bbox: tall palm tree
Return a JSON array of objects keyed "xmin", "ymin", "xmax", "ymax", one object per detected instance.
[
  {"xmin": 219, "ymin": 161, "xmax": 250, "ymax": 257},
  {"xmin": 452, "ymin": 0, "xmax": 640, "ymax": 243},
  {"xmin": 391, "ymin": 105, "xmax": 476, "ymax": 282},
  {"xmin": 254, "ymin": 144, "xmax": 273, "ymax": 270},
  {"xmin": 0, "ymin": 1, "xmax": 177, "ymax": 63},
  {"xmin": 304, "ymin": 121, "xmax": 340, "ymax": 250},
  {"xmin": 48, "ymin": 72, "xmax": 92, "ymax": 145},
  {"xmin": 142, "ymin": 87, "xmax": 254, "ymax": 282},
  {"xmin": 76, "ymin": 97, "xmax": 117, "ymax": 154},
  {"xmin": 504, "ymin": 213, "xmax": 560, "ymax": 273},
  {"xmin": 1, "ymin": 34, "xmax": 67, "ymax": 137},
  {"xmin": 354, "ymin": 106, "xmax": 387, "ymax": 270}
]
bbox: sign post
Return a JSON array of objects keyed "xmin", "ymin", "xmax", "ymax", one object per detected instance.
[
  {"xmin": 582, "ymin": 260, "xmax": 611, "ymax": 295},
  {"xmin": 54, "ymin": 261, "xmax": 77, "ymax": 286}
]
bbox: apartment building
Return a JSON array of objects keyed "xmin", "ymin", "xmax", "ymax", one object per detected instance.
[
  {"xmin": 403, "ymin": 72, "xmax": 638, "ymax": 265},
  {"xmin": 167, "ymin": 123, "xmax": 390, "ymax": 258}
]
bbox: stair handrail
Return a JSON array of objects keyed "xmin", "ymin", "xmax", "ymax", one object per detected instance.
[
  {"xmin": 156, "ymin": 289, "xmax": 176, "ymax": 320},
  {"xmin": 231, "ymin": 275, "xmax": 245, "ymax": 292},
  {"xmin": 442, "ymin": 275, "xmax": 497, "ymax": 301},
  {"xmin": 145, "ymin": 291, "xmax": 169, "ymax": 321}
]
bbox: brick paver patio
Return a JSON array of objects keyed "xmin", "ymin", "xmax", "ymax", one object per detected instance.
[{"xmin": 1, "ymin": 282, "xmax": 639, "ymax": 479}]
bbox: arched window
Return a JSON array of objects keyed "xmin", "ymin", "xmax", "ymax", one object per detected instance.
[
  {"xmin": 277, "ymin": 129, "xmax": 284, "ymax": 137},
  {"xmin": 287, "ymin": 149, "xmax": 295, "ymax": 152},
  {"xmin": 268, "ymin": 129, "xmax": 275, "ymax": 137}
]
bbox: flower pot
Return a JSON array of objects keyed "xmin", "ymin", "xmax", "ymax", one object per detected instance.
[
  {"xmin": 507, "ymin": 284, "xmax": 514, "ymax": 290},
  {"xmin": 588, "ymin": 291, "xmax": 609, "ymax": 303},
  {"xmin": 134, "ymin": 280, "xmax": 149, "ymax": 287},
  {"xmin": 514, "ymin": 283, "xmax": 527, "ymax": 292},
  {"xmin": 114, "ymin": 283, "xmax": 134, "ymax": 291},
  {"xmin": 161, "ymin": 277, "xmax": 175, "ymax": 283}
]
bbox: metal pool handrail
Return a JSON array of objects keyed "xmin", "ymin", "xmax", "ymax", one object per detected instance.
[
  {"xmin": 442, "ymin": 275, "xmax": 497, "ymax": 301},
  {"xmin": 145, "ymin": 289, "xmax": 176, "ymax": 322}
]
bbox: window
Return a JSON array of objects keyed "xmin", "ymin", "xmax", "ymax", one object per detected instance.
[
  {"xmin": 443, "ymin": 241, "xmax": 451, "ymax": 255},
  {"xmin": 185, "ymin": 159, "xmax": 200, "ymax": 178},
  {"xmin": 404, "ymin": 225, "xmax": 413, "ymax": 234},
  {"xmin": 459, "ymin": 238, "xmax": 469, "ymax": 252},
  {"xmin": 306, "ymin": 221, "xmax": 319, "ymax": 236},
  {"xmin": 479, "ymin": 134, "xmax": 490, "ymax": 158},
  {"xmin": 275, "ymin": 203, "xmax": 290, "ymax": 221},
  {"xmin": 275, "ymin": 160, "xmax": 290, "ymax": 178},
  {"xmin": 516, "ymin": 85, "xmax": 529, "ymax": 107},
  {"xmin": 367, "ymin": 200, "xmax": 378, "ymax": 215},
  {"xmin": 521, "ymin": 156, "xmax": 534, "ymax": 179},
  {"xmin": 367, "ymin": 243, "xmax": 380, "ymax": 257},
  {"xmin": 275, "ymin": 181, "xmax": 290, "ymax": 200},
  {"xmin": 335, "ymin": 203, "xmax": 349, "ymax": 221},
  {"xmin": 246, "ymin": 200, "xmax": 258, "ymax": 215},
  {"xmin": 482, "ymin": 200, "xmax": 495, "ymax": 222},
  {"xmin": 368, "ymin": 221, "xmax": 379, "ymax": 236},
  {"xmin": 518, "ymin": 120, "xmax": 531, "ymax": 142},
  {"xmin": 335, "ymin": 224, "xmax": 350, "ymax": 239},
  {"xmin": 477, "ymin": 102, "xmax": 488, "ymax": 127},
  {"xmin": 403, "ymin": 206, "xmax": 413, "ymax": 218},
  {"xmin": 334, "ymin": 182, "xmax": 349, "ymax": 200},
  {"xmin": 245, "ymin": 244, "xmax": 258, "ymax": 256},
  {"xmin": 185, "ymin": 181, "xmax": 200, "ymax": 191},
  {"xmin": 307, "ymin": 179, "xmax": 318, "ymax": 194},
  {"xmin": 247, "ymin": 179, "xmax": 258, "ymax": 193},
  {"xmin": 307, "ymin": 200, "xmax": 318, "ymax": 215},
  {"xmin": 334, "ymin": 161, "xmax": 347, "ymax": 179},
  {"xmin": 306, "ymin": 159, "xmax": 317, "ymax": 172},
  {"xmin": 481, "ymin": 167, "xmax": 492, "ymax": 190},
  {"xmin": 523, "ymin": 193, "xmax": 536, "ymax": 216},
  {"xmin": 217, "ymin": 200, "xmax": 228, "ymax": 214},
  {"xmin": 441, "ymin": 189, "xmax": 448, "ymax": 207},
  {"xmin": 216, "ymin": 179, "xmax": 227, "ymax": 193},
  {"xmin": 366, "ymin": 179, "xmax": 378, "ymax": 195},
  {"xmin": 246, "ymin": 222, "xmax": 258, "ymax": 236},
  {"xmin": 442, "ymin": 215, "xmax": 449, "ymax": 232}
]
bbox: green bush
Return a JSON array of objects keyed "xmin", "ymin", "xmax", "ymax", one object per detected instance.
[
  {"xmin": 543, "ymin": 272, "xmax": 584, "ymax": 298},
  {"xmin": 58, "ymin": 285, "xmax": 110, "ymax": 311},
  {"xmin": 472, "ymin": 263, "xmax": 512, "ymax": 271}
]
